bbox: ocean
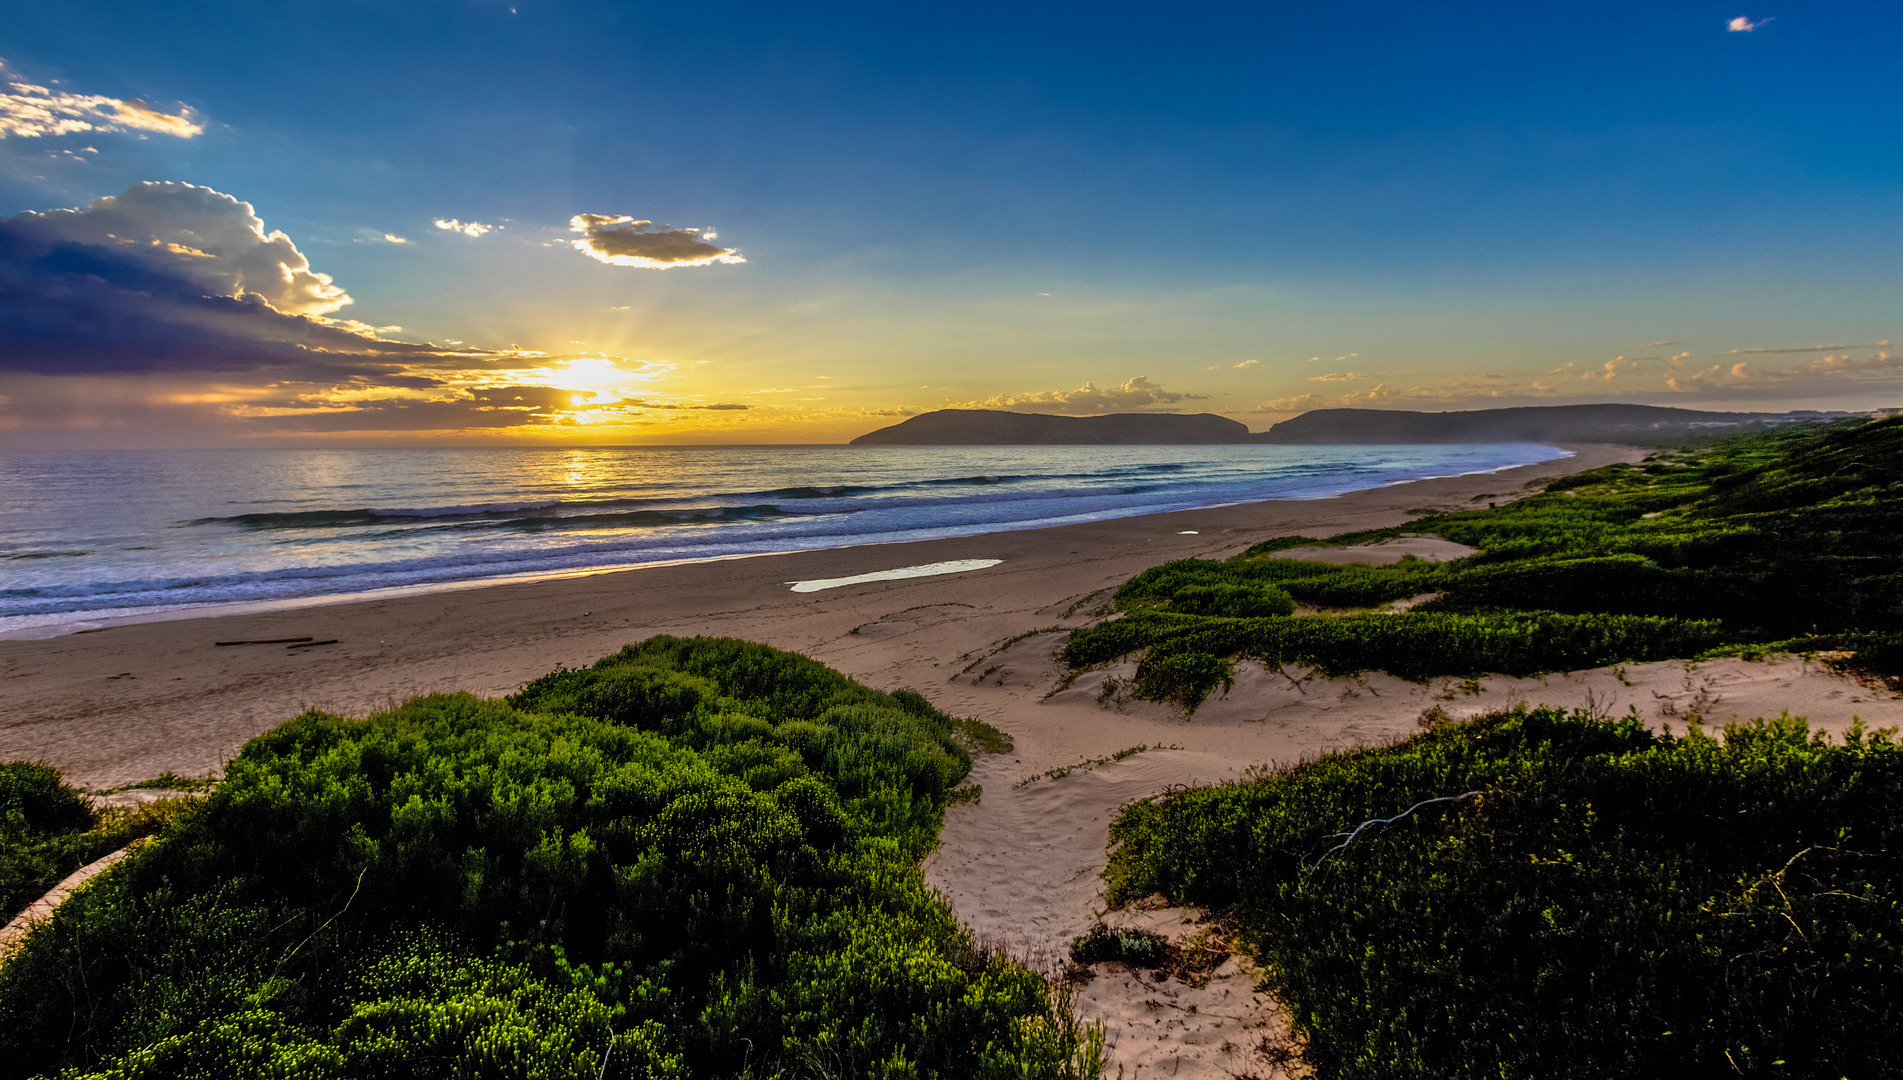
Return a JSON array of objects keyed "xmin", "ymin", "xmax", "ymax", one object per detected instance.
[{"xmin": 0, "ymin": 442, "xmax": 1566, "ymax": 636}]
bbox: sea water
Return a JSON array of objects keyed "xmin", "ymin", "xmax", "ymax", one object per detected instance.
[{"xmin": 0, "ymin": 442, "xmax": 1566, "ymax": 635}]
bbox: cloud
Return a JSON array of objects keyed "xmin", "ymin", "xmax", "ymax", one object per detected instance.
[
  {"xmin": 955, "ymin": 376, "xmax": 1208, "ymax": 414},
  {"xmin": 0, "ymin": 182, "xmax": 584, "ymax": 382},
  {"xmin": 9, "ymin": 182, "xmax": 351, "ymax": 317},
  {"xmin": 1578, "ymin": 355, "xmax": 1647, "ymax": 381},
  {"xmin": 1667, "ymin": 348, "xmax": 1902, "ymax": 393},
  {"xmin": 468, "ymin": 385, "xmax": 591, "ymax": 409},
  {"xmin": 434, "ymin": 218, "xmax": 494, "ymax": 238},
  {"xmin": 568, "ymin": 214, "xmax": 745, "ymax": 268},
  {"xmin": 1724, "ymin": 342, "xmax": 1888, "ymax": 355},
  {"xmin": 1262, "ymin": 372, "xmax": 1540, "ymax": 412},
  {"xmin": 611, "ymin": 399, "xmax": 750, "ymax": 411},
  {"xmin": 0, "ymin": 182, "xmax": 758, "ymax": 439},
  {"xmin": 1338, "ymin": 383, "xmax": 1400, "ymax": 405},
  {"xmin": 1310, "ymin": 371, "xmax": 1367, "ymax": 381},
  {"xmin": 1255, "ymin": 393, "xmax": 1327, "ymax": 413},
  {"xmin": 383, "ymin": 234, "xmax": 407, "ymax": 244},
  {"xmin": 0, "ymin": 65, "xmax": 201, "ymax": 139},
  {"xmin": 1727, "ymin": 15, "xmax": 1771, "ymax": 31},
  {"xmin": 1232, "ymin": 359, "xmax": 1259, "ymax": 369}
]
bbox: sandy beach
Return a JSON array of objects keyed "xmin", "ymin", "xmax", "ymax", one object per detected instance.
[{"xmin": 7, "ymin": 440, "xmax": 1900, "ymax": 1078}]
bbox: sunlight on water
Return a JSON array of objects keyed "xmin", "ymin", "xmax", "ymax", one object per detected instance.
[{"xmin": 0, "ymin": 442, "xmax": 1566, "ymax": 630}]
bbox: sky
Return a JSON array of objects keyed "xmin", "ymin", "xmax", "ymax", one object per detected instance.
[{"xmin": 0, "ymin": 0, "xmax": 1898, "ymax": 447}]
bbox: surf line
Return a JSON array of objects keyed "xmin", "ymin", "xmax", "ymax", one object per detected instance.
[{"xmin": 788, "ymin": 559, "xmax": 1003, "ymax": 593}]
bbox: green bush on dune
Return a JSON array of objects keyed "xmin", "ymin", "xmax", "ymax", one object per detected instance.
[
  {"xmin": 0, "ymin": 637, "xmax": 1100, "ymax": 1080},
  {"xmin": 1068, "ymin": 415, "xmax": 1903, "ymax": 710},
  {"xmin": 0, "ymin": 763, "xmax": 184, "ymax": 925},
  {"xmin": 1105, "ymin": 707, "xmax": 1903, "ymax": 1079}
]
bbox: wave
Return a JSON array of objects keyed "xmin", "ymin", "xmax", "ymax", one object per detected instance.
[
  {"xmin": 178, "ymin": 471, "xmax": 1171, "ymax": 533},
  {"xmin": 1, "ymin": 442, "xmax": 1571, "ymax": 626}
]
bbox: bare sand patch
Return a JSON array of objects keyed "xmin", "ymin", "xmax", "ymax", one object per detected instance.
[{"xmin": 1271, "ymin": 535, "xmax": 1477, "ymax": 564}]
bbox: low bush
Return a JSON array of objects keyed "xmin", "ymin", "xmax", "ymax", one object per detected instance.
[
  {"xmin": 0, "ymin": 764, "xmax": 184, "ymax": 923},
  {"xmin": 1066, "ymin": 417, "xmax": 1903, "ymax": 707},
  {"xmin": 1104, "ymin": 707, "xmax": 1903, "ymax": 1079},
  {"xmin": 0, "ymin": 637, "xmax": 1101, "ymax": 1080},
  {"xmin": 1068, "ymin": 923, "xmax": 1169, "ymax": 969}
]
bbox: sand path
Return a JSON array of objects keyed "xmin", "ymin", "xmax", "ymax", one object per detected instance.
[{"xmin": 8, "ymin": 443, "xmax": 1900, "ymax": 1076}]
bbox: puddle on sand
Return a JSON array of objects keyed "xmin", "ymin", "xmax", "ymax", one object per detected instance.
[{"xmin": 788, "ymin": 559, "xmax": 1003, "ymax": 593}]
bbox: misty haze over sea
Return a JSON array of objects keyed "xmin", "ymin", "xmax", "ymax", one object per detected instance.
[{"xmin": 0, "ymin": 442, "xmax": 1564, "ymax": 634}]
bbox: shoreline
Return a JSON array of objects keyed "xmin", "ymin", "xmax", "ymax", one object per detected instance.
[
  {"xmin": 1, "ymin": 442, "xmax": 1633, "ymax": 789},
  {"xmin": 0, "ymin": 443, "xmax": 1571, "ymax": 643}
]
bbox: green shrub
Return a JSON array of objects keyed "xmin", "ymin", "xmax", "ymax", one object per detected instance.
[
  {"xmin": 0, "ymin": 764, "xmax": 190, "ymax": 924},
  {"xmin": 1104, "ymin": 708, "xmax": 1903, "ymax": 1079},
  {"xmin": 1067, "ymin": 417, "xmax": 1903, "ymax": 691},
  {"xmin": 1171, "ymin": 582, "xmax": 1296, "ymax": 618},
  {"xmin": 1067, "ymin": 610, "xmax": 1728, "ymax": 686},
  {"xmin": 0, "ymin": 638, "xmax": 1100, "ymax": 1080},
  {"xmin": 0, "ymin": 761, "xmax": 91, "ymax": 835},
  {"xmin": 1132, "ymin": 649, "xmax": 1235, "ymax": 711},
  {"xmin": 1069, "ymin": 923, "xmax": 1169, "ymax": 968}
]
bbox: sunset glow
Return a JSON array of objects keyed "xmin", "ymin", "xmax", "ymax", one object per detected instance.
[{"xmin": 1, "ymin": 4, "xmax": 1897, "ymax": 447}]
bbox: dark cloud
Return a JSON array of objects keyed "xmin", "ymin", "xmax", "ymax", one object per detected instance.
[
  {"xmin": 1723, "ymin": 343, "xmax": 1890, "ymax": 355},
  {"xmin": 0, "ymin": 183, "xmax": 747, "ymax": 441},
  {"xmin": 468, "ymin": 385, "xmax": 589, "ymax": 409},
  {"xmin": 240, "ymin": 398, "xmax": 562, "ymax": 433},
  {"xmin": 568, "ymin": 214, "xmax": 746, "ymax": 268},
  {"xmin": 613, "ymin": 398, "xmax": 750, "ymax": 411},
  {"xmin": 0, "ymin": 182, "xmax": 515, "ymax": 377}
]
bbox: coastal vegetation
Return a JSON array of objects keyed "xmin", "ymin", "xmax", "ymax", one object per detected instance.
[
  {"xmin": 0, "ymin": 762, "xmax": 183, "ymax": 925},
  {"xmin": 1064, "ymin": 415, "xmax": 1903, "ymax": 708},
  {"xmin": 0, "ymin": 637, "xmax": 1099, "ymax": 1079},
  {"xmin": 1103, "ymin": 706, "xmax": 1903, "ymax": 1077}
]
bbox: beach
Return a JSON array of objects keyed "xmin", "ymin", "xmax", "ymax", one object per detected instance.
[{"xmin": 8, "ymin": 439, "xmax": 1899, "ymax": 1078}]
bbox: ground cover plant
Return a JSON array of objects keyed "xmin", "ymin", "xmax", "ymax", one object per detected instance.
[
  {"xmin": 0, "ymin": 636, "xmax": 1101, "ymax": 1080},
  {"xmin": 0, "ymin": 762, "xmax": 184, "ymax": 924},
  {"xmin": 1064, "ymin": 415, "xmax": 1903, "ymax": 708},
  {"xmin": 1105, "ymin": 706, "xmax": 1903, "ymax": 1078}
]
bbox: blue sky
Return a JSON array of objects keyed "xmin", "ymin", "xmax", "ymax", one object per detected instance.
[{"xmin": 1, "ymin": 1, "xmax": 1898, "ymax": 444}]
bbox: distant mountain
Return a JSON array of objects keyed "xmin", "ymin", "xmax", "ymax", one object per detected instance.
[
  {"xmin": 848, "ymin": 409, "xmax": 1251, "ymax": 445},
  {"xmin": 1250, "ymin": 404, "xmax": 1846, "ymax": 444},
  {"xmin": 849, "ymin": 404, "xmax": 1860, "ymax": 446}
]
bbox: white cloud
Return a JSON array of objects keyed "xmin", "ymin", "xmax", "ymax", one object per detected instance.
[
  {"xmin": 1668, "ymin": 349, "xmax": 1901, "ymax": 392},
  {"xmin": 1310, "ymin": 371, "xmax": 1367, "ymax": 382},
  {"xmin": 568, "ymin": 214, "xmax": 745, "ymax": 268},
  {"xmin": 383, "ymin": 233, "xmax": 407, "ymax": 244},
  {"xmin": 1256, "ymin": 393, "xmax": 1327, "ymax": 413},
  {"xmin": 10, "ymin": 181, "xmax": 350, "ymax": 316},
  {"xmin": 954, "ymin": 376, "xmax": 1206, "ymax": 414},
  {"xmin": 1727, "ymin": 15, "xmax": 1771, "ymax": 31},
  {"xmin": 0, "ymin": 64, "xmax": 201, "ymax": 139},
  {"xmin": 1578, "ymin": 355, "xmax": 1647, "ymax": 381},
  {"xmin": 434, "ymin": 218, "xmax": 494, "ymax": 238},
  {"xmin": 1338, "ymin": 383, "xmax": 1400, "ymax": 405},
  {"xmin": 1232, "ymin": 359, "xmax": 1259, "ymax": 368}
]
